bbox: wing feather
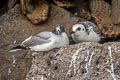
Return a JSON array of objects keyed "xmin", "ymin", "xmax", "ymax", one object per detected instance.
[
  {"xmin": 37, "ymin": 31, "xmax": 51, "ymax": 39},
  {"xmin": 79, "ymin": 21, "xmax": 104, "ymax": 37},
  {"xmin": 21, "ymin": 36, "xmax": 51, "ymax": 47}
]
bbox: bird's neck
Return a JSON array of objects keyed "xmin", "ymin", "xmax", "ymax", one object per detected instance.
[{"xmin": 61, "ymin": 32, "xmax": 68, "ymax": 37}]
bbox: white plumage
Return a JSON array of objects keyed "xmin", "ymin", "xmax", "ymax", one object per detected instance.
[{"xmin": 71, "ymin": 21, "xmax": 105, "ymax": 43}]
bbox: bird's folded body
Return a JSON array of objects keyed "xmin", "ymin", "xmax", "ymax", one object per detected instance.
[
  {"xmin": 71, "ymin": 21, "xmax": 106, "ymax": 43},
  {"xmin": 9, "ymin": 24, "xmax": 69, "ymax": 52}
]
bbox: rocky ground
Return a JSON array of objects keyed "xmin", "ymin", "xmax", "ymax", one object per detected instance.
[
  {"xmin": 0, "ymin": 4, "xmax": 120, "ymax": 80},
  {"xmin": 26, "ymin": 42, "xmax": 120, "ymax": 80}
]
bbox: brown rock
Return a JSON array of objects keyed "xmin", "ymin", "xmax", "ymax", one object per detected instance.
[
  {"xmin": 25, "ymin": 1, "xmax": 50, "ymax": 24},
  {"xmin": 111, "ymin": 0, "xmax": 120, "ymax": 24},
  {"xmin": 7, "ymin": 0, "xmax": 19, "ymax": 9},
  {"xmin": 2, "ymin": 3, "xmax": 120, "ymax": 80},
  {"xmin": 0, "ymin": 4, "xmax": 79, "ymax": 80},
  {"xmin": 90, "ymin": 0, "xmax": 120, "ymax": 39}
]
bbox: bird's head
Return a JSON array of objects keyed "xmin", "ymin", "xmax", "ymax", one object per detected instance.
[
  {"xmin": 71, "ymin": 23, "xmax": 87, "ymax": 35},
  {"xmin": 52, "ymin": 24, "xmax": 65, "ymax": 35}
]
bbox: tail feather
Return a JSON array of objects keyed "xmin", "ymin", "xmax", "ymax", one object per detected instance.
[
  {"xmin": 8, "ymin": 44, "xmax": 27, "ymax": 52},
  {"xmin": 11, "ymin": 45, "xmax": 27, "ymax": 49}
]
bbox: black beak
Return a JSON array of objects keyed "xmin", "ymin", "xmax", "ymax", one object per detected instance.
[{"xmin": 70, "ymin": 31, "xmax": 75, "ymax": 34}]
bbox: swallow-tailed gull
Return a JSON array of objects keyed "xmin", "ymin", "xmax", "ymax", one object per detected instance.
[{"xmin": 9, "ymin": 24, "xmax": 69, "ymax": 52}]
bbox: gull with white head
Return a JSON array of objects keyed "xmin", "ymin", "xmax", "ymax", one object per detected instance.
[{"xmin": 70, "ymin": 21, "xmax": 105, "ymax": 43}]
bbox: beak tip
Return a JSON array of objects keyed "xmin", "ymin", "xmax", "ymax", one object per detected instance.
[{"xmin": 70, "ymin": 31, "xmax": 75, "ymax": 34}]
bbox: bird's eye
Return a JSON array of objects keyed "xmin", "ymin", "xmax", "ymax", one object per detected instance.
[
  {"xmin": 77, "ymin": 27, "xmax": 81, "ymax": 31},
  {"xmin": 83, "ymin": 28, "xmax": 84, "ymax": 31}
]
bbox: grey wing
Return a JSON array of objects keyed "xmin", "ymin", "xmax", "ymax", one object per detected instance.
[
  {"xmin": 37, "ymin": 31, "xmax": 51, "ymax": 39},
  {"xmin": 88, "ymin": 22, "xmax": 101, "ymax": 34},
  {"xmin": 88, "ymin": 21, "xmax": 106, "ymax": 38},
  {"xmin": 21, "ymin": 36, "xmax": 51, "ymax": 47},
  {"xmin": 82, "ymin": 21, "xmax": 103, "ymax": 37}
]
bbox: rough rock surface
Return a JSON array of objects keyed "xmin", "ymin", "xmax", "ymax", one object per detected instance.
[
  {"xmin": 90, "ymin": 0, "xmax": 120, "ymax": 39},
  {"xmin": 0, "ymin": 4, "xmax": 79, "ymax": 80},
  {"xmin": 26, "ymin": 42, "xmax": 120, "ymax": 80},
  {"xmin": 1, "ymin": 3, "xmax": 120, "ymax": 80}
]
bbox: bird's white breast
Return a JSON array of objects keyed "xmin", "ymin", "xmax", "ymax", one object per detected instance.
[{"xmin": 53, "ymin": 32, "xmax": 69, "ymax": 48}]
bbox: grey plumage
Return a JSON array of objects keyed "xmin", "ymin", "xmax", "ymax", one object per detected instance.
[
  {"xmin": 9, "ymin": 24, "xmax": 69, "ymax": 52},
  {"xmin": 21, "ymin": 36, "xmax": 51, "ymax": 47},
  {"xmin": 78, "ymin": 21, "xmax": 102, "ymax": 36}
]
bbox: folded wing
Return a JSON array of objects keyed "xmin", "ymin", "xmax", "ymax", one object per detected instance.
[
  {"xmin": 21, "ymin": 36, "xmax": 51, "ymax": 47},
  {"xmin": 37, "ymin": 31, "xmax": 52, "ymax": 39}
]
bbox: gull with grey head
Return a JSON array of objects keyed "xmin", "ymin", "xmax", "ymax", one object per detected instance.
[{"xmin": 9, "ymin": 24, "xmax": 69, "ymax": 52}]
